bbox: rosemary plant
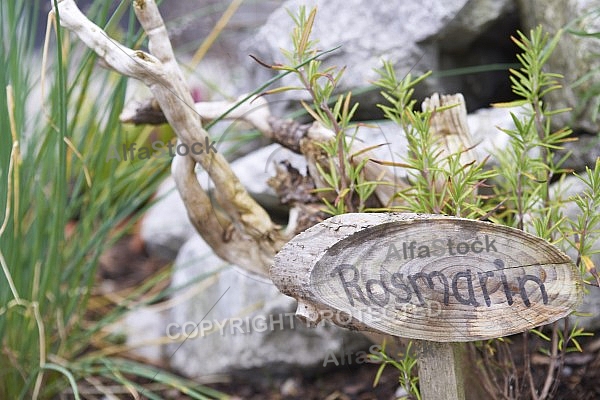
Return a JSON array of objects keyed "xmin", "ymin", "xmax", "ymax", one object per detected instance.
[{"xmin": 276, "ymin": 8, "xmax": 600, "ymax": 399}]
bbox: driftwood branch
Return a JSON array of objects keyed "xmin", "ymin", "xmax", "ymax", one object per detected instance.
[
  {"xmin": 52, "ymin": 0, "xmax": 285, "ymax": 275},
  {"xmin": 120, "ymin": 94, "xmax": 273, "ymax": 136},
  {"xmin": 424, "ymin": 93, "xmax": 476, "ymax": 161},
  {"xmin": 121, "ymin": 94, "xmax": 411, "ymax": 208},
  {"xmin": 120, "ymin": 94, "xmax": 478, "ymax": 210},
  {"xmin": 423, "ymin": 93, "xmax": 479, "ymax": 192}
]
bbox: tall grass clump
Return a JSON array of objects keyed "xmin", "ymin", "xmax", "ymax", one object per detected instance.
[{"xmin": 0, "ymin": 1, "xmax": 227, "ymax": 398}]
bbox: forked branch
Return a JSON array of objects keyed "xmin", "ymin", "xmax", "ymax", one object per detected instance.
[{"xmin": 51, "ymin": 0, "xmax": 285, "ymax": 275}]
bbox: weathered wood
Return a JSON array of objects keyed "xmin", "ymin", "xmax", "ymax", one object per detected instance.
[
  {"xmin": 52, "ymin": 0, "xmax": 287, "ymax": 276},
  {"xmin": 271, "ymin": 213, "xmax": 582, "ymax": 342},
  {"xmin": 423, "ymin": 93, "xmax": 479, "ymax": 192},
  {"xmin": 418, "ymin": 341, "xmax": 466, "ymax": 400}
]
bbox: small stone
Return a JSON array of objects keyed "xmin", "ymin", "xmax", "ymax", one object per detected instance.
[
  {"xmin": 280, "ymin": 377, "xmax": 301, "ymax": 397},
  {"xmin": 395, "ymin": 386, "xmax": 410, "ymax": 398}
]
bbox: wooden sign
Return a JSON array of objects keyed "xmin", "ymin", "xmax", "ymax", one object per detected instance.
[{"xmin": 271, "ymin": 213, "xmax": 583, "ymax": 342}]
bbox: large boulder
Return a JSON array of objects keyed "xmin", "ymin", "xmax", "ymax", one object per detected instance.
[
  {"xmin": 157, "ymin": 0, "xmax": 281, "ymax": 96},
  {"xmin": 247, "ymin": 0, "xmax": 517, "ymax": 115},
  {"xmin": 166, "ymin": 234, "xmax": 371, "ymax": 377},
  {"xmin": 551, "ymin": 173, "xmax": 600, "ymax": 331},
  {"xmin": 553, "ymin": 133, "xmax": 600, "ymax": 173}
]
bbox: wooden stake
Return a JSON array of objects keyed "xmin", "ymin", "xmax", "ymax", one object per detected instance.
[{"xmin": 417, "ymin": 341, "xmax": 466, "ymax": 400}]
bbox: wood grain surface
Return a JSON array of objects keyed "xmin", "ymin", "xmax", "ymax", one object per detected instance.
[{"xmin": 271, "ymin": 213, "xmax": 583, "ymax": 342}]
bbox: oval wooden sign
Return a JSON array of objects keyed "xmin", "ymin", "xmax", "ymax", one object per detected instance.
[{"xmin": 271, "ymin": 213, "xmax": 583, "ymax": 342}]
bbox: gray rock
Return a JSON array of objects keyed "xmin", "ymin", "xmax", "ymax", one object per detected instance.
[
  {"xmin": 467, "ymin": 106, "xmax": 519, "ymax": 164},
  {"xmin": 517, "ymin": 0, "xmax": 600, "ymax": 133},
  {"xmin": 246, "ymin": 0, "xmax": 516, "ymax": 115},
  {"xmin": 159, "ymin": 0, "xmax": 280, "ymax": 67},
  {"xmin": 248, "ymin": 0, "xmax": 463, "ymax": 105},
  {"xmin": 554, "ymin": 133, "xmax": 600, "ymax": 173},
  {"xmin": 141, "ymin": 144, "xmax": 307, "ymax": 260},
  {"xmin": 551, "ymin": 172, "xmax": 600, "ymax": 267},
  {"xmin": 573, "ymin": 285, "xmax": 600, "ymax": 332},
  {"xmin": 227, "ymin": 143, "xmax": 307, "ymax": 211},
  {"xmin": 166, "ymin": 234, "xmax": 371, "ymax": 377},
  {"xmin": 440, "ymin": 0, "xmax": 517, "ymax": 51},
  {"xmin": 155, "ymin": 0, "xmax": 282, "ymax": 97},
  {"xmin": 141, "ymin": 177, "xmax": 197, "ymax": 261},
  {"xmin": 119, "ymin": 307, "xmax": 169, "ymax": 364},
  {"xmin": 466, "ymin": 106, "xmax": 599, "ymax": 175},
  {"xmin": 551, "ymin": 173, "xmax": 600, "ymax": 330},
  {"xmin": 351, "ymin": 121, "xmax": 409, "ymax": 183}
]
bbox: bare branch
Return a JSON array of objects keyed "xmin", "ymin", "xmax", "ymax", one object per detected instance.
[
  {"xmin": 120, "ymin": 94, "xmax": 273, "ymax": 136},
  {"xmin": 52, "ymin": 0, "xmax": 285, "ymax": 275}
]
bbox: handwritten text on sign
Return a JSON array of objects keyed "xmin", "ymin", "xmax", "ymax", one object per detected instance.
[{"xmin": 271, "ymin": 214, "xmax": 582, "ymax": 342}]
